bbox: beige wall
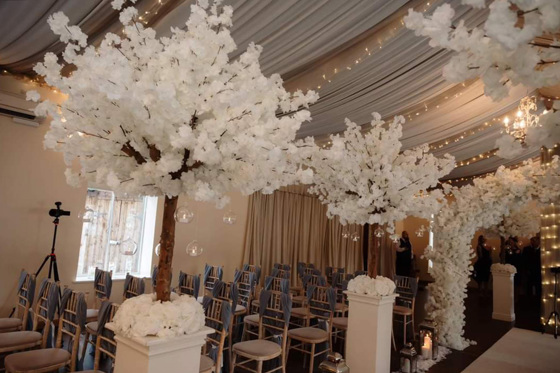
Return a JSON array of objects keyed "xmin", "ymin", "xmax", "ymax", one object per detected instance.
[{"xmin": 0, "ymin": 77, "xmax": 248, "ymax": 315}]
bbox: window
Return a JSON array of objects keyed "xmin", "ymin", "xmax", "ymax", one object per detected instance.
[{"xmin": 75, "ymin": 188, "xmax": 158, "ymax": 281}]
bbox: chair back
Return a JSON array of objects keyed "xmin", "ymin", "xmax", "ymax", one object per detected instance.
[
  {"xmin": 272, "ymin": 268, "xmax": 290, "ymax": 279},
  {"xmin": 123, "ymin": 274, "xmax": 145, "ymax": 300},
  {"xmin": 93, "ymin": 268, "xmax": 113, "ymax": 305},
  {"xmin": 394, "ymin": 276, "xmax": 418, "ymax": 309},
  {"xmin": 32, "ymin": 279, "xmax": 60, "ymax": 348},
  {"xmin": 213, "ymin": 281, "xmax": 238, "ymax": 315},
  {"xmin": 204, "ymin": 264, "xmax": 223, "ymax": 292},
  {"xmin": 235, "ymin": 271, "xmax": 255, "ymax": 309},
  {"xmin": 264, "ymin": 276, "xmax": 290, "ymax": 293},
  {"xmin": 177, "ymin": 271, "xmax": 201, "ymax": 299},
  {"xmin": 306, "ymin": 285, "xmax": 336, "ymax": 335},
  {"xmin": 15, "ymin": 271, "xmax": 36, "ymax": 330},
  {"xmin": 258, "ymin": 290, "xmax": 292, "ymax": 353},
  {"xmin": 94, "ymin": 301, "xmax": 119, "ymax": 370},
  {"xmin": 201, "ymin": 297, "xmax": 231, "ymax": 371},
  {"xmin": 273, "ymin": 263, "xmax": 291, "ymax": 271},
  {"xmin": 56, "ymin": 289, "xmax": 87, "ymax": 371},
  {"xmin": 326, "ymin": 267, "xmax": 344, "ymax": 285},
  {"xmin": 244, "ymin": 264, "xmax": 262, "ymax": 285}
]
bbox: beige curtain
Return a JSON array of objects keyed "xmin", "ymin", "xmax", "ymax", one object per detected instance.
[
  {"xmin": 243, "ymin": 186, "xmax": 364, "ymax": 282},
  {"xmin": 368, "ymin": 225, "xmax": 396, "ymax": 279}
]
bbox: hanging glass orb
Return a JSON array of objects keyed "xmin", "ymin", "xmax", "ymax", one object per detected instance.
[
  {"xmin": 120, "ymin": 238, "xmax": 138, "ymax": 256},
  {"xmin": 78, "ymin": 208, "xmax": 95, "ymax": 223},
  {"xmin": 351, "ymin": 232, "xmax": 360, "ymax": 242},
  {"xmin": 154, "ymin": 243, "xmax": 161, "ymax": 257},
  {"xmin": 223, "ymin": 210, "xmax": 237, "ymax": 225},
  {"xmin": 174, "ymin": 205, "xmax": 194, "ymax": 224},
  {"xmin": 416, "ymin": 225, "xmax": 426, "ymax": 238},
  {"xmin": 186, "ymin": 240, "xmax": 204, "ymax": 257},
  {"xmin": 374, "ymin": 226, "xmax": 385, "ymax": 238},
  {"xmin": 392, "ymin": 235, "xmax": 400, "ymax": 243},
  {"xmin": 342, "ymin": 230, "xmax": 350, "ymax": 239}
]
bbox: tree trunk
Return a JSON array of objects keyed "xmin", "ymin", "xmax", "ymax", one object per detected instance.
[
  {"xmin": 368, "ymin": 224, "xmax": 380, "ymax": 278},
  {"xmin": 156, "ymin": 195, "xmax": 179, "ymax": 302}
]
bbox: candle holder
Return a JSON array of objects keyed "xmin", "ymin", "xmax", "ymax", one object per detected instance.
[
  {"xmin": 418, "ymin": 318, "xmax": 439, "ymax": 360},
  {"xmin": 399, "ymin": 343, "xmax": 418, "ymax": 373}
]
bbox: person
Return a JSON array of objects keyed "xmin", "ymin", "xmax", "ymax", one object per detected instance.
[
  {"xmin": 523, "ymin": 235, "xmax": 541, "ymax": 298},
  {"xmin": 396, "ymin": 231, "xmax": 413, "ymax": 277},
  {"xmin": 474, "ymin": 235, "xmax": 492, "ymax": 296}
]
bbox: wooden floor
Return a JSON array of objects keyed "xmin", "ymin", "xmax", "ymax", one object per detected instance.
[{"xmin": 80, "ymin": 285, "xmax": 543, "ymax": 372}]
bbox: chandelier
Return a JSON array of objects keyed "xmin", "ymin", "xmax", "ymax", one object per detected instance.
[{"xmin": 503, "ymin": 96, "xmax": 540, "ymax": 141}]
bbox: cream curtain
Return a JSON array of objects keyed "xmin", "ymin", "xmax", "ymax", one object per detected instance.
[{"xmin": 242, "ymin": 186, "xmax": 363, "ymax": 282}]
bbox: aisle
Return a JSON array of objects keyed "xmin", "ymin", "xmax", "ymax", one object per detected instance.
[{"xmin": 462, "ymin": 328, "xmax": 560, "ymax": 373}]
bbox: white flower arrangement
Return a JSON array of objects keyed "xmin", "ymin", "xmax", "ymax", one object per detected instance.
[
  {"xmin": 404, "ymin": 0, "xmax": 560, "ymax": 102},
  {"xmin": 425, "ymin": 157, "xmax": 560, "ymax": 350},
  {"xmin": 491, "ymin": 263, "xmax": 517, "ymax": 274},
  {"xmin": 112, "ymin": 293, "xmax": 205, "ymax": 338},
  {"xmin": 347, "ymin": 275, "xmax": 396, "ymax": 297}
]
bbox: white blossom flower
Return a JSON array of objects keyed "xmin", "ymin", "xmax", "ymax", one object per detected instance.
[
  {"xmin": 491, "ymin": 263, "xmax": 517, "ymax": 274},
  {"xmin": 347, "ymin": 275, "xmax": 396, "ymax": 297}
]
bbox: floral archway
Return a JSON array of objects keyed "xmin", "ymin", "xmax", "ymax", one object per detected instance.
[{"xmin": 427, "ymin": 157, "xmax": 560, "ymax": 349}]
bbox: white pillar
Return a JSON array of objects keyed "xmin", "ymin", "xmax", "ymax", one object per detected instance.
[
  {"xmin": 491, "ymin": 271, "xmax": 515, "ymax": 322},
  {"xmin": 344, "ymin": 292, "xmax": 397, "ymax": 373},
  {"xmin": 108, "ymin": 324, "xmax": 213, "ymax": 373}
]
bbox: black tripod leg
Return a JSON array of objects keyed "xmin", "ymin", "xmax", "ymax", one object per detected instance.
[
  {"xmin": 52, "ymin": 256, "xmax": 60, "ymax": 283},
  {"xmin": 35, "ymin": 255, "xmax": 51, "ymax": 277}
]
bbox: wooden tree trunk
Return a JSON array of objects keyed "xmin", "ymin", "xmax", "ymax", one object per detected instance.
[
  {"xmin": 156, "ymin": 195, "xmax": 179, "ymax": 302},
  {"xmin": 368, "ymin": 224, "xmax": 380, "ymax": 277}
]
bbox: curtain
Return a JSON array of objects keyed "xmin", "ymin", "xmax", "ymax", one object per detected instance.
[
  {"xmin": 367, "ymin": 224, "xmax": 396, "ymax": 279},
  {"xmin": 242, "ymin": 186, "xmax": 363, "ymax": 282}
]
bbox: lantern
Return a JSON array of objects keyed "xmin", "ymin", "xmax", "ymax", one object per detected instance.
[
  {"xmin": 418, "ymin": 318, "xmax": 439, "ymax": 360},
  {"xmin": 319, "ymin": 352, "xmax": 350, "ymax": 373},
  {"xmin": 399, "ymin": 343, "xmax": 418, "ymax": 373}
]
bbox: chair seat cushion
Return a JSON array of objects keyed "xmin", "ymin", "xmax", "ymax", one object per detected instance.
[
  {"xmin": 244, "ymin": 314, "xmax": 259, "ymax": 325},
  {"xmin": 0, "ymin": 318, "xmax": 22, "ymax": 332},
  {"xmin": 292, "ymin": 295, "xmax": 306, "ymax": 304},
  {"xmin": 86, "ymin": 321, "xmax": 98, "ymax": 334},
  {"xmin": 199, "ymin": 355, "xmax": 214, "ymax": 373},
  {"xmin": 233, "ymin": 339, "xmax": 281, "ymax": 359},
  {"xmin": 235, "ymin": 304, "xmax": 247, "ymax": 315},
  {"xmin": 332, "ymin": 317, "xmax": 348, "ymax": 329},
  {"xmin": 288, "ymin": 327, "xmax": 328, "ymax": 343},
  {"xmin": 291, "ymin": 307, "xmax": 314, "ymax": 318},
  {"xmin": 5, "ymin": 348, "xmax": 70, "ymax": 372},
  {"xmin": 335, "ymin": 303, "xmax": 348, "ymax": 311},
  {"xmin": 252, "ymin": 299, "xmax": 260, "ymax": 307},
  {"xmin": 86, "ymin": 308, "xmax": 99, "ymax": 321},
  {"xmin": 0, "ymin": 331, "xmax": 41, "ymax": 349},
  {"xmin": 393, "ymin": 305, "xmax": 413, "ymax": 315}
]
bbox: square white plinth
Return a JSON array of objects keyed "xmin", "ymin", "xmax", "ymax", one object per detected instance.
[
  {"xmin": 344, "ymin": 292, "xmax": 398, "ymax": 373},
  {"xmin": 108, "ymin": 323, "xmax": 214, "ymax": 373},
  {"xmin": 491, "ymin": 271, "xmax": 515, "ymax": 322}
]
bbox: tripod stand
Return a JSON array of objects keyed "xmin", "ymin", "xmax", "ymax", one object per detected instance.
[
  {"xmin": 35, "ymin": 216, "xmax": 61, "ymax": 282},
  {"xmin": 543, "ymin": 269, "xmax": 559, "ymax": 339}
]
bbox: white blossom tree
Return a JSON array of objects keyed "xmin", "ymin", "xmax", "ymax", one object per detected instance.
[
  {"xmin": 404, "ymin": 0, "xmax": 560, "ymax": 102},
  {"xmin": 298, "ymin": 114, "xmax": 455, "ymax": 235},
  {"xmin": 29, "ymin": 0, "xmax": 317, "ymax": 301}
]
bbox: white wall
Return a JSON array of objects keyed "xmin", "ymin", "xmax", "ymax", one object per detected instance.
[{"xmin": 0, "ymin": 77, "xmax": 249, "ymax": 315}]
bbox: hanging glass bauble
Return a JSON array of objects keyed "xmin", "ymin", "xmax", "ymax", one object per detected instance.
[
  {"xmin": 120, "ymin": 238, "xmax": 138, "ymax": 256},
  {"xmin": 223, "ymin": 210, "xmax": 237, "ymax": 225},
  {"xmin": 174, "ymin": 205, "xmax": 194, "ymax": 224},
  {"xmin": 342, "ymin": 228, "xmax": 350, "ymax": 239},
  {"xmin": 416, "ymin": 225, "xmax": 426, "ymax": 238},
  {"xmin": 374, "ymin": 226, "xmax": 385, "ymax": 238},
  {"xmin": 78, "ymin": 208, "xmax": 95, "ymax": 223},
  {"xmin": 392, "ymin": 235, "xmax": 400, "ymax": 243},
  {"xmin": 154, "ymin": 243, "xmax": 161, "ymax": 257},
  {"xmin": 351, "ymin": 232, "xmax": 360, "ymax": 242},
  {"xmin": 186, "ymin": 240, "xmax": 204, "ymax": 257}
]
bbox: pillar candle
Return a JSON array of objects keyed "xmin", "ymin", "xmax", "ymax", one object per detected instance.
[{"xmin": 421, "ymin": 335, "xmax": 432, "ymax": 359}]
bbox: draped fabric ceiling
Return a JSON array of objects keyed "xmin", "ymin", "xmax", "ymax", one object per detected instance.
[{"xmin": 0, "ymin": 0, "xmax": 546, "ymax": 180}]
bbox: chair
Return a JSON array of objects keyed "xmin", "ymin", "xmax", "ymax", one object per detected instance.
[
  {"xmin": 213, "ymin": 281, "xmax": 237, "ymax": 370},
  {"xmin": 204, "ymin": 264, "xmax": 223, "ymax": 295},
  {"xmin": 233, "ymin": 290, "xmax": 292, "ymax": 373},
  {"xmin": 5, "ymin": 289, "xmax": 87, "ymax": 373},
  {"xmin": 244, "ymin": 264, "xmax": 262, "ymax": 285},
  {"xmin": 86, "ymin": 268, "xmax": 112, "ymax": 323},
  {"xmin": 200, "ymin": 297, "xmax": 231, "ymax": 373},
  {"xmin": 393, "ymin": 276, "xmax": 418, "ymax": 345},
  {"xmin": 0, "ymin": 280, "xmax": 59, "ymax": 359},
  {"xmin": 290, "ymin": 275, "xmax": 326, "ymax": 328},
  {"xmin": 0, "ymin": 271, "xmax": 35, "ymax": 333},
  {"xmin": 287, "ymin": 285, "xmax": 336, "ymax": 373},
  {"xmin": 81, "ymin": 298, "xmax": 120, "ymax": 363},
  {"xmin": 177, "ymin": 271, "xmax": 201, "ymax": 299},
  {"xmin": 325, "ymin": 267, "xmax": 344, "ymax": 286},
  {"xmin": 123, "ymin": 273, "xmax": 145, "ymax": 300},
  {"xmin": 92, "ymin": 301, "xmax": 119, "ymax": 371},
  {"xmin": 245, "ymin": 277, "xmax": 290, "ymax": 340}
]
